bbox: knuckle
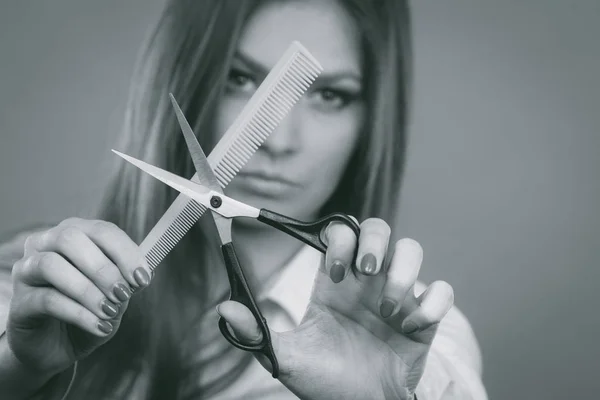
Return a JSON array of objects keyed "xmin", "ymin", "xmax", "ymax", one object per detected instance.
[
  {"xmin": 60, "ymin": 217, "xmax": 77, "ymax": 226},
  {"xmin": 54, "ymin": 226, "xmax": 83, "ymax": 248},
  {"xmin": 90, "ymin": 219, "xmax": 117, "ymax": 234},
  {"xmin": 11, "ymin": 257, "xmax": 27, "ymax": 280},
  {"xmin": 36, "ymin": 252, "xmax": 56, "ymax": 271},
  {"xmin": 60, "ymin": 217, "xmax": 83, "ymax": 228},
  {"xmin": 432, "ymin": 280, "xmax": 455, "ymax": 303},
  {"xmin": 360, "ymin": 219, "xmax": 391, "ymax": 240},
  {"xmin": 75, "ymin": 280, "xmax": 96, "ymax": 301},
  {"xmin": 95, "ymin": 262, "xmax": 112, "ymax": 276},
  {"xmin": 363, "ymin": 230, "xmax": 390, "ymax": 244},
  {"xmin": 395, "ymin": 237, "xmax": 423, "ymax": 255},
  {"xmin": 361, "ymin": 217, "xmax": 382, "ymax": 226},
  {"xmin": 43, "ymin": 291, "xmax": 60, "ymax": 315},
  {"xmin": 22, "ymin": 255, "xmax": 41, "ymax": 276},
  {"xmin": 93, "ymin": 262, "xmax": 115, "ymax": 282},
  {"xmin": 361, "ymin": 217, "xmax": 390, "ymax": 231},
  {"xmin": 23, "ymin": 233, "xmax": 41, "ymax": 252}
]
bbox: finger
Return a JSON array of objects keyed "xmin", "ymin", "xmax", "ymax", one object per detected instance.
[
  {"xmin": 80, "ymin": 220, "xmax": 151, "ymax": 287},
  {"xmin": 19, "ymin": 287, "xmax": 114, "ymax": 337},
  {"xmin": 23, "ymin": 230, "xmax": 47, "ymax": 258},
  {"xmin": 63, "ymin": 219, "xmax": 151, "ymax": 289},
  {"xmin": 216, "ymin": 300, "xmax": 263, "ymax": 345},
  {"xmin": 321, "ymin": 219, "xmax": 359, "ymax": 283},
  {"xmin": 36, "ymin": 225, "xmax": 134, "ymax": 304},
  {"xmin": 355, "ymin": 218, "xmax": 391, "ymax": 276},
  {"xmin": 15, "ymin": 253, "xmax": 121, "ymax": 321},
  {"xmin": 378, "ymin": 238, "xmax": 423, "ymax": 319},
  {"xmin": 401, "ymin": 280, "xmax": 454, "ymax": 337}
]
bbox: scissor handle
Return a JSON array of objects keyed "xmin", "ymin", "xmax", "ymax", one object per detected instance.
[
  {"xmin": 218, "ymin": 242, "xmax": 280, "ymax": 378},
  {"xmin": 257, "ymin": 209, "xmax": 360, "ymax": 254}
]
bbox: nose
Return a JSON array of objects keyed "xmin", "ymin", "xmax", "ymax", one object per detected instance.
[{"xmin": 260, "ymin": 107, "xmax": 302, "ymax": 156}]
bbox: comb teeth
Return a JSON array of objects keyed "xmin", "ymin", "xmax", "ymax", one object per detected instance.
[
  {"xmin": 139, "ymin": 41, "xmax": 322, "ymax": 270},
  {"xmin": 145, "ymin": 200, "xmax": 206, "ymax": 268}
]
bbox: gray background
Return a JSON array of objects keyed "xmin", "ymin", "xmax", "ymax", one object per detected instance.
[{"xmin": 1, "ymin": 1, "xmax": 599, "ymax": 399}]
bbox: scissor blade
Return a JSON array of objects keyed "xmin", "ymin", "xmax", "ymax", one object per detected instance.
[
  {"xmin": 169, "ymin": 94, "xmax": 223, "ymax": 194},
  {"xmin": 111, "ymin": 150, "xmax": 211, "ymax": 203},
  {"xmin": 112, "ymin": 150, "xmax": 260, "ymax": 220}
]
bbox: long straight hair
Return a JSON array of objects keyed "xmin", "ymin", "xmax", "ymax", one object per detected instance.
[{"xmin": 66, "ymin": 0, "xmax": 412, "ymax": 398}]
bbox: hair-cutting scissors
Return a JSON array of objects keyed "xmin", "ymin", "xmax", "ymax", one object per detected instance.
[{"xmin": 113, "ymin": 98, "xmax": 360, "ymax": 378}]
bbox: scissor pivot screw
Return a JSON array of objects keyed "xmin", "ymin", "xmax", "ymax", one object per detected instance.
[{"xmin": 210, "ymin": 196, "xmax": 222, "ymax": 208}]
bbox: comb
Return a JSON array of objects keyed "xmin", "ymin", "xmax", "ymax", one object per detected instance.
[{"xmin": 138, "ymin": 41, "xmax": 323, "ymax": 270}]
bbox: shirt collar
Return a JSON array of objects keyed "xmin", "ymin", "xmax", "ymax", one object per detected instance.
[{"xmin": 260, "ymin": 244, "xmax": 322, "ymax": 326}]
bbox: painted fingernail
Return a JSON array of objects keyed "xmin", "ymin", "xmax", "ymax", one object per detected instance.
[
  {"xmin": 402, "ymin": 321, "xmax": 419, "ymax": 335},
  {"xmin": 133, "ymin": 267, "xmax": 150, "ymax": 287},
  {"xmin": 361, "ymin": 253, "xmax": 377, "ymax": 275},
  {"xmin": 101, "ymin": 299, "xmax": 119, "ymax": 318},
  {"xmin": 97, "ymin": 320, "xmax": 113, "ymax": 335},
  {"xmin": 380, "ymin": 298, "xmax": 395, "ymax": 318},
  {"xmin": 113, "ymin": 283, "xmax": 131, "ymax": 302},
  {"xmin": 330, "ymin": 261, "xmax": 346, "ymax": 283}
]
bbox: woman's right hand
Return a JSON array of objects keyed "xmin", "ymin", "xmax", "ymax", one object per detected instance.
[{"xmin": 5, "ymin": 217, "xmax": 152, "ymax": 377}]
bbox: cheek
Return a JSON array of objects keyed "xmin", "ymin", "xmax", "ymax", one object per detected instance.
[
  {"xmin": 214, "ymin": 97, "xmax": 246, "ymax": 140},
  {"xmin": 303, "ymin": 109, "xmax": 363, "ymax": 188}
]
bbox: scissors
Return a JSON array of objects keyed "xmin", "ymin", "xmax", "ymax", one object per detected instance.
[{"xmin": 113, "ymin": 98, "xmax": 360, "ymax": 378}]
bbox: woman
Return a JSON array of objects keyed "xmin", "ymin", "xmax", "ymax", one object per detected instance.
[{"xmin": 0, "ymin": 0, "xmax": 487, "ymax": 399}]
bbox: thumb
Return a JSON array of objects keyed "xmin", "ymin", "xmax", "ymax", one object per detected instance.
[
  {"xmin": 216, "ymin": 300, "xmax": 264, "ymax": 345},
  {"xmin": 216, "ymin": 300, "xmax": 291, "ymax": 375}
]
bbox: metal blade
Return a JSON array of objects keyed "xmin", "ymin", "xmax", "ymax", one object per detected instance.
[
  {"xmin": 169, "ymin": 94, "xmax": 223, "ymax": 194},
  {"xmin": 111, "ymin": 150, "xmax": 260, "ymax": 220},
  {"xmin": 112, "ymin": 150, "xmax": 211, "ymax": 202}
]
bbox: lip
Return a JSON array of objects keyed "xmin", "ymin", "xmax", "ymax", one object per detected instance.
[
  {"xmin": 238, "ymin": 171, "xmax": 299, "ymax": 187},
  {"xmin": 234, "ymin": 170, "xmax": 300, "ymax": 198}
]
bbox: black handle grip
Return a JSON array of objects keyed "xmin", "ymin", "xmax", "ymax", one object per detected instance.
[
  {"xmin": 257, "ymin": 210, "xmax": 360, "ymax": 253},
  {"xmin": 218, "ymin": 242, "xmax": 279, "ymax": 378}
]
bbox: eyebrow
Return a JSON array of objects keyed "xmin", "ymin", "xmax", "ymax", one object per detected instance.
[{"xmin": 233, "ymin": 50, "xmax": 362, "ymax": 85}]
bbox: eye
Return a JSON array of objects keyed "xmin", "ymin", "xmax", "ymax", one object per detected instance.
[
  {"xmin": 225, "ymin": 68, "xmax": 257, "ymax": 93},
  {"xmin": 310, "ymin": 88, "xmax": 354, "ymax": 110}
]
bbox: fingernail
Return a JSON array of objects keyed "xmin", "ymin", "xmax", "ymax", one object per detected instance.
[
  {"xmin": 113, "ymin": 283, "xmax": 131, "ymax": 302},
  {"xmin": 133, "ymin": 267, "xmax": 150, "ymax": 287},
  {"xmin": 101, "ymin": 299, "xmax": 119, "ymax": 318},
  {"xmin": 402, "ymin": 321, "xmax": 419, "ymax": 335},
  {"xmin": 330, "ymin": 261, "xmax": 345, "ymax": 283},
  {"xmin": 97, "ymin": 320, "xmax": 113, "ymax": 335},
  {"xmin": 379, "ymin": 298, "xmax": 396, "ymax": 318},
  {"xmin": 361, "ymin": 253, "xmax": 377, "ymax": 275}
]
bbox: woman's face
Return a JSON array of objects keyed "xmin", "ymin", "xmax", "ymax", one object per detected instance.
[{"xmin": 216, "ymin": 0, "xmax": 365, "ymax": 220}]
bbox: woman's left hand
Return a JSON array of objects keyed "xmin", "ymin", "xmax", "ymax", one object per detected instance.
[{"xmin": 217, "ymin": 218, "xmax": 454, "ymax": 400}]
